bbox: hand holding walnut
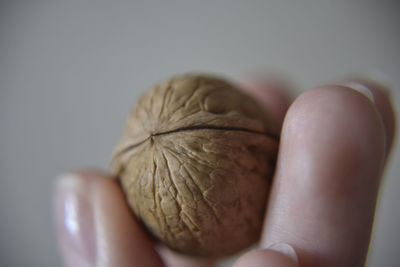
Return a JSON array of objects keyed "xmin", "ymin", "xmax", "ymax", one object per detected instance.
[{"xmin": 54, "ymin": 76, "xmax": 395, "ymax": 267}]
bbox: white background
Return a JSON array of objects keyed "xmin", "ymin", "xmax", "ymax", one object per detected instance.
[{"xmin": 1, "ymin": 1, "xmax": 399, "ymax": 266}]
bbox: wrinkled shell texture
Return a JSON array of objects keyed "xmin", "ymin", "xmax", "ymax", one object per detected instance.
[{"xmin": 112, "ymin": 74, "xmax": 279, "ymax": 257}]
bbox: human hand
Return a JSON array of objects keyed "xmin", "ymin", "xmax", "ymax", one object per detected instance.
[{"xmin": 54, "ymin": 77, "xmax": 395, "ymax": 267}]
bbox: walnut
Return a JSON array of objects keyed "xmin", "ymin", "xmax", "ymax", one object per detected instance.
[{"xmin": 112, "ymin": 74, "xmax": 279, "ymax": 257}]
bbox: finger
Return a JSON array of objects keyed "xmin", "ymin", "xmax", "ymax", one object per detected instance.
[
  {"xmin": 54, "ymin": 171, "xmax": 164, "ymax": 267},
  {"xmin": 261, "ymin": 82, "xmax": 395, "ymax": 267},
  {"xmin": 158, "ymin": 246, "xmax": 216, "ymax": 267},
  {"xmin": 233, "ymin": 247, "xmax": 299, "ymax": 267},
  {"xmin": 240, "ymin": 76, "xmax": 293, "ymax": 130},
  {"xmin": 339, "ymin": 79, "xmax": 396, "ymax": 158}
]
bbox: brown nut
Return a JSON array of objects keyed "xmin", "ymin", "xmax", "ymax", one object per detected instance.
[{"xmin": 112, "ymin": 74, "xmax": 279, "ymax": 257}]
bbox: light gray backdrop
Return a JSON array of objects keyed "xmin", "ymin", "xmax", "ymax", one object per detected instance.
[{"xmin": 1, "ymin": 1, "xmax": 399, "ymax": 266}]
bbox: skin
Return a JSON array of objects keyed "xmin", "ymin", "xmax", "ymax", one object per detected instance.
[{"xmin": 54, "ymin": 77, "xmax": 395, "ymax": 267}]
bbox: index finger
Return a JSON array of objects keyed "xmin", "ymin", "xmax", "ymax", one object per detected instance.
[{"xmin": 260, "ymin": 82, "xmax": 395, "ymax": 267}]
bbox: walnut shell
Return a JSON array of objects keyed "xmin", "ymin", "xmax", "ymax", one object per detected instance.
[{"xmin": 112, "ymin": 74, "xmax": 279, "ymax": 257}]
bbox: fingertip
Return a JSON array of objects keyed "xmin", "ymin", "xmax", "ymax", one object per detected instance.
[
  {"xmin": 54, "ymin": 173, "xmax": 98, "ymax": 267},
  {"xmin": 54, "ymin": 171, "xmax": 164, "ymax": 267},
  {"xmin": 286, "ymin": 84, "xmax": 386, "ymax": 164},
  {"xmin": 267, "ymin": 243, "xmax": 299, "ymax": 264},
  {"xmin": 158, "ymin": 246, "xmax": 216, "ymax": 267},
  {"xmin": 282, "ymin": 84, "xmax": 387, "ymax": 195},
  {"xmin": 233, "ymin": 249, "xmax": 299, "ymax": 267},
  {"xmin": 53, "ymin": 169, "xmax": 115, "ymax": 198},
  {"xmin": 339, "ymin": 79, "xmax": 396, "ymax": 158}
]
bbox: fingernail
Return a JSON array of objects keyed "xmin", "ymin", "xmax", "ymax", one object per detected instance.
[
  {"xmin": 267, "ymin": 243, "xmax": 299, "ymax": 264},
  {"xmin": 340, "ymin": 82, "xmax": 375, "ymax": 103},
  {"xmin": 54, "ymin": 174, "xmax": 96, "ymax": 267}
]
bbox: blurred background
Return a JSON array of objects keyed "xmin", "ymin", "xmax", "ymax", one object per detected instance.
[{"xmin": 1, "ymin": 1, "xmax": 399, "ymax": 266}]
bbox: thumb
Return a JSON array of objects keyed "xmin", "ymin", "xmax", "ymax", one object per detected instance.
[
  {"xmin": 233, "ymin": 243, "xmax": 299, "ymax": 267},
  {"xmin": 53, "ymin": 170, "xmax": 164, "ymax": 267}
]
